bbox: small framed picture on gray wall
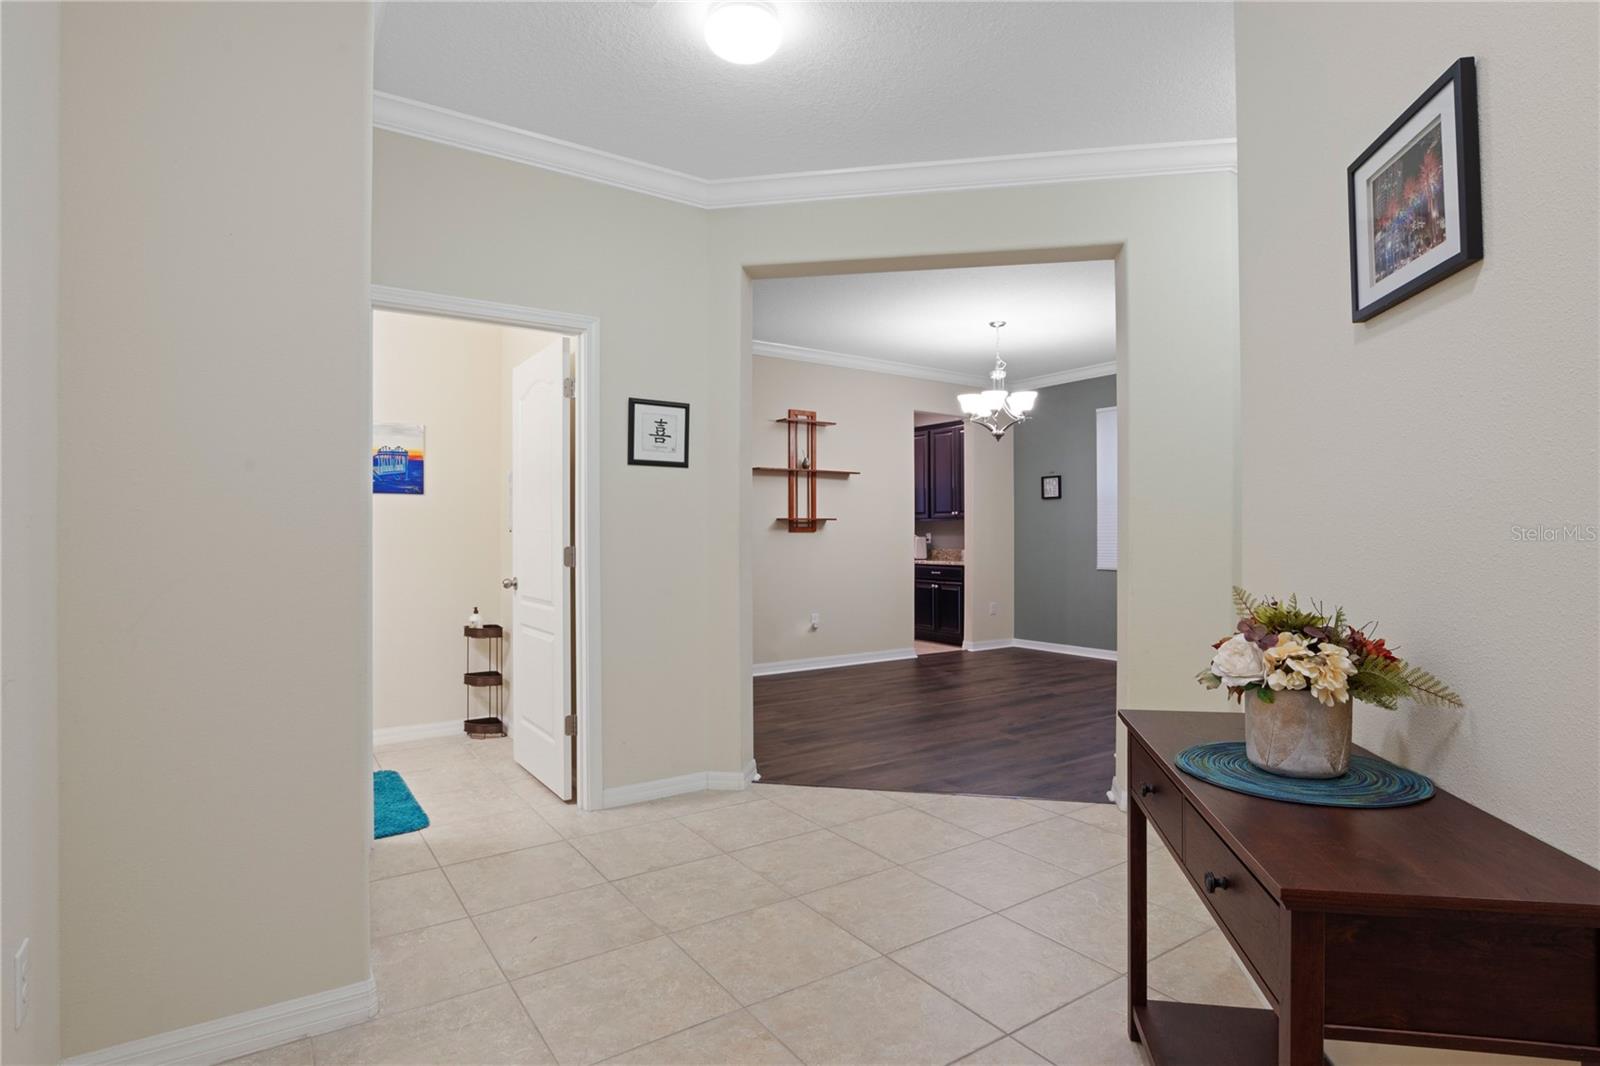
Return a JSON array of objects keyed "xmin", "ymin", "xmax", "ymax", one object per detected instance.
[{"xmin": 1041, "ymin": 475, "xmax": 1062, "ymax": 500}]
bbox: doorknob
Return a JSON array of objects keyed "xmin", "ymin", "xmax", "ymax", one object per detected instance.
[{"xmin": 502, "ymin": 577, "xmax": 518, "ymax": 590}]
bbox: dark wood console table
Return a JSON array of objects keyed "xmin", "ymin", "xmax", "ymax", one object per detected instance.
[{"xmin": 1121, "ymin": 709, "xmax": 1600, "ymax": 1066}]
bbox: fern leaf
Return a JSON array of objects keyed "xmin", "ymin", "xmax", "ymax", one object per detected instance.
[
  {"xmin": 1232, "ymin": 586, "xmax": 1257, "ymax": 619},
  {"xmin": 1398, "ymin": 663, "xmax": 1464, "ymax": 707},
  {"xmin": 1350, "ymin": 659, "xmax": 1407, "ymax": 710}
]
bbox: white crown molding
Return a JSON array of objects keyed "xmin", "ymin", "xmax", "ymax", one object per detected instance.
[
  {"xmin": 1012, "ymin": 361, "xmax": 1118, "ymax": 390},
  {"xmin": 752, "ymin": 647, "xmax": 918, "ymax": 677},
  {"xmin": 753, "ymin": 340, "xmax": 1113, "ymax": 393},
  {"xmin": 374, "ymin": 92, "xmax": 1237, "ymax": 210},
  {"xmin": 373, "ymin": 93, "xmax": 707, "ymax": 207},
  {"xmin": 752, "ymin": 340, "xmax": 990, "ymax": 388},
  {"xmin": 706, "ymin": 139, "xmax": 1237, "ymax": 208},
  {"xmin": 64, "ymin": 977, "xmax": 376, "ymax": 1065}
]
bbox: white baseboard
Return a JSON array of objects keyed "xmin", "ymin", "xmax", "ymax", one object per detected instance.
[
  {"xmin": 960, "ymin": 638, "xmax": 1014, "ymax": 652},
  {"xmin": 708, "ymin": 759, "xmax": 760, "ymax": 790},
  {"xmin": 603, "ymin": 759, "xmax": 758, "ymax": 809},
  {"xmin": 373, "ymin": 719, "xmax": 461, "ymax": 747},
  {"xmin": 65, "ymin": 976, "xmax": 377, "ymax": 1066},
  {"xmin": 752, "ymin": 647, "xmax": 917, "ymax": 676},
  {"xmin": 1011, "ymin": 638, "xmax": 1118, "ymax": 662}
]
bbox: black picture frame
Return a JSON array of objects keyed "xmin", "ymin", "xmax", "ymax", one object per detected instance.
[
  {"xmin": 627, "ymin": 398, "xmax": 690, "ymax": 468},
  {"xmin": 1041, "ymin": 475, "xmax": 1062, "ymax": 500},
  {"xmin": 1347, "ymin": 57, "xmax": 1482, "ymax": 323}
]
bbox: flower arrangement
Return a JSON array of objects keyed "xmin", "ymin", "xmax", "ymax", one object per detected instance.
[{"xmin": 1199, "ymin": 587, "xmax": 1462, "ymax": 710}]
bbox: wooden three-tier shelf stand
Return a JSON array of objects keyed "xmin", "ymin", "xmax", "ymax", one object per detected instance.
[{"xmin": 753, "ymin": 410, "xmax": 857, "ymax": 532}]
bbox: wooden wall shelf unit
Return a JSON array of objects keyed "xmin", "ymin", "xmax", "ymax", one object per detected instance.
[
  {"xmin": 1121, "ymin": 709, "xmax": 1600, "ymax": 1066},
  {"xmin": 759, "ymin": 410, "xmax": 853, "ymax": 532}
]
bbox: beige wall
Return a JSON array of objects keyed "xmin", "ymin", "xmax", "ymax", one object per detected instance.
[
  {"xmin": 374, "ymin": 132, "xmax": 719, "ymax": 791},
  {"xmin": 1236, "ymin": 2, "xmax": 1598, "ymax": 871},
  {"xmin": 1, "ymin": 3, "xmax": 63, "ymax": 1061},
  {"xmin": 56, "ymin": 3, "xmax": 373, "ymax": 1056},
  {"xmin": 375, "ymin": 131, "xmax": 1241, "ymax": 793},
  {"xmin": 751, "ymin": 357, "xmax": 1014, "ymax": 665},
  {"xmin": 1237, "ymin": 8, "xmax": 1594, "ymax": 1058},
  {"xmin": 374, "ymin": 311, "xmax": 501, "ymax": 731},
  {"xmin": 709, "ymin": 180, "xmax": 1242, "ymax": 786},
  {"xmin": 372, "ymin": 310, "xmax": 564, "ymax": 733}
]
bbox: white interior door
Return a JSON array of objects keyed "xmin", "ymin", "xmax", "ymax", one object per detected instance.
[{"xmin": 509, "ymin": 341, "xmax": 573, "ymax": 800}]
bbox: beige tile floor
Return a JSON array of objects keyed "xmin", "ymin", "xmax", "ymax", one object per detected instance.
[{"xmin": 231, "ymin": 734, "xmax": 1263, "ymax": 1066}]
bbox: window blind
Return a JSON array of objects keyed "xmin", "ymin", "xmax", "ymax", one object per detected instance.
[{"xmin": 1096, "ymin": 406, "xmax": 1118, "ymax": 570}]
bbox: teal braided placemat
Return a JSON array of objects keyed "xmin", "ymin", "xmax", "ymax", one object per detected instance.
[{"xmin": 1175, "ymin": 741, "xmax": 1434, "ymax": 808}]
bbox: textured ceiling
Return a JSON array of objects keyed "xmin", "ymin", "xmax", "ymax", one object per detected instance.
[
  {"xmin": 375, "ymin": 2, "xmax": 1236, "ymax": 180},
  {"xmin": 753, "ymin": 262, "xmax": 1116, "ymax": 382}
]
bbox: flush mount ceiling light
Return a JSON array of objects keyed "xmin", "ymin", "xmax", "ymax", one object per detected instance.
[
  {"xmin": 958, "ymin": 322, "xmax": 1037, "ymax": 439},
  {"xmin": 705, "ymin": 1, "xmax": 782, "ymax": 65}
]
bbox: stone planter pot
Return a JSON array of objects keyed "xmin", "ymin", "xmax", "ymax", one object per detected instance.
[{"xmin": 1243, "ymin": 689, "xmax": 1352, "ymax": 778}]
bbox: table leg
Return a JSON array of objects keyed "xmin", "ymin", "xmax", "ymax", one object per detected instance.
[
  {"xmin": 1128, "ymin": 793, "xmax": 1147, "ymax": 1042},
  {"xmin": 1280, "ymin": 909, "xmax": 1326, "ymax": 1066}
]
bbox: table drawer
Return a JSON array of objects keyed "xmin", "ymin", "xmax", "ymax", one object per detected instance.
[
  {"xmin": 1180, "ymin": 802, "xmax": 1284, "ymax": 1001},
  {"xmin": 1129, "ymin": 738, "xmax": 1183, "ymax": 849}
]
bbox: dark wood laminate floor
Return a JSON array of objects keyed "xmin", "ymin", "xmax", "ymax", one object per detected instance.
[{"xmin": 754, "ymin": 648, "xmax": 1117, "ymax": 802}]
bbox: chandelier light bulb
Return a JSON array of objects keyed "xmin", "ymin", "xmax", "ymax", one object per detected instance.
[{"xmin": 705, "ymin": 2, "xmax": 783, "ymax": 65}]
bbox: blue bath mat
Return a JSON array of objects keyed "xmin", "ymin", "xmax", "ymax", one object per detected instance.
[
  {"xmin": 1176, "ymin": 741, "xmax": 1434, "ymax": 808},
  {"xmin": 374, "ymin": 770, "xmax": 430, "ymax": 838}
]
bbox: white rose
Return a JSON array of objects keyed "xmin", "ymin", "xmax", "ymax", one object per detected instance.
[{"xmin": 1210, "ymin": 634, "xmax": 1266, "ymax": 687}]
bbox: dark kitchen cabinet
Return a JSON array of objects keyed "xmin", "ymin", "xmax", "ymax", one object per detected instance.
[
  {"xmin": 913, "ymin": 431, "xmax": 929, "ymax": 519},
  {"xmin": 914, "ymin": 578, "xmax": 936, "ymax": 634},
  {"xmin": 913, "ymin": 421, "xmax": 963, "ymax": 520},
  {"xmin": 914, "ymin": 565, "xmax": 964, "ymax": 645}
]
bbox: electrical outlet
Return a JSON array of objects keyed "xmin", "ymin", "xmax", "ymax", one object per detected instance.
[
  {"xmin": 989, "ymin": 601, "xmax": 1000, "ymax": 616},
  {"xmin": 14, "ymin": 938, "xmax": 29, "ymax": 1029},
  {"xmin": 809, "ymin": 611, "xmax": 821, "ymax": 630}
]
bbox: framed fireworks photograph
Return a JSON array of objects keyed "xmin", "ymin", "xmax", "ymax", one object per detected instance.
[{"xmin": 1348, "ymin": 57, "xmax": 1482, "ymax": 322}]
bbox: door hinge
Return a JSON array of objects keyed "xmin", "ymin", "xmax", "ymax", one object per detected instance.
[
  {"xmin": 563, "ymin": 545, "xmax": 576, "ymax": 568},
  {"xmin": 562, "ymin": 377, "xmax": 575, "ymax": 398},
  {"xmin": 563, "ymin": 714, "xmax": 576, "ymax": 736}
]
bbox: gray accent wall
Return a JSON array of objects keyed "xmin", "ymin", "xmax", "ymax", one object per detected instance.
[{"xmin": 1013, "ymin": 375, "xmax": 1117, "ymax": 650}]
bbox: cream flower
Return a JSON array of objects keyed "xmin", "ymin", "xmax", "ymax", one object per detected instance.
[
  {"xmin": 1304, "ymin": 641, "xmax": 1358, "ymax": 706},
  {"xmin": 1265, "ymin": 668, "xmax": 1307, "ymax": 691},
  {"xmin": 1263, "ymin": 633, "xmax": 1312, "ymax": 670},
  {"xmin": 1210, "ymin": 634, "xmax": 1266, "ymax": 687}
]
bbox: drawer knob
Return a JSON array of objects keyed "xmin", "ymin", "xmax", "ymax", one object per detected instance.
[
  {"xmin": 1204, "ymin": 871, "xmax": 1230, "ymax": 894},
  {"xmin": 1139, "ymin": 784, "xmax": 1155, "ymax": 797}
]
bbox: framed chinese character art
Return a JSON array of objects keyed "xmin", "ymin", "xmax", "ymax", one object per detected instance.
[
  {"xmin": 628, "ymin": 398, "xmax": 690, "ymax": 468},
  {"xmin": 1348, "ymin": 57, "xmax": 1482, "ymax": 322}
]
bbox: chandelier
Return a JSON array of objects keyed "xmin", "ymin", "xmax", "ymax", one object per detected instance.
[{"xmin": 958, "ymin": 321, "xmax": 1036, "ymax": 439}]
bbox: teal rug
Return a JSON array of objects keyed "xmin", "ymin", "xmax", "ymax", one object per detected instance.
[
  {"xmin": 374, "ymin": 770, "xmax": 430, "ymax": 838},
  {"xmin": 1175, "ymin": 741, "xmax": 1434, "ymax": 808}
]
